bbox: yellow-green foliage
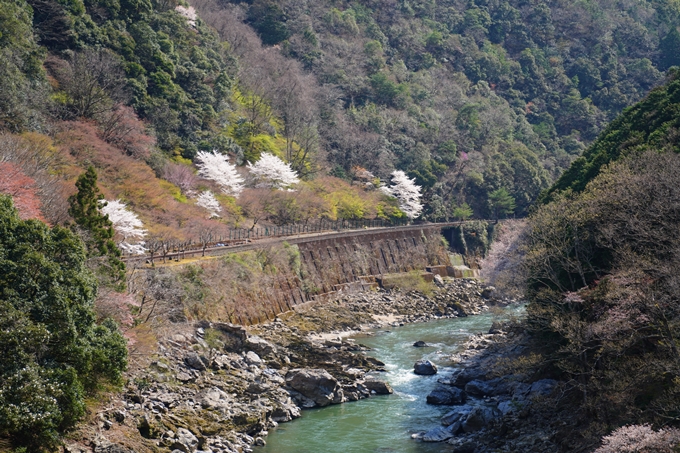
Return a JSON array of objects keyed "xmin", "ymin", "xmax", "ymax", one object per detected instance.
[
  {"xmin": 381, "ymin": 270, "xmax": 433, "ymax": 296},
  {"xmin": 161, "ymin": 179, "xmax": 187, "ymax": 203}
]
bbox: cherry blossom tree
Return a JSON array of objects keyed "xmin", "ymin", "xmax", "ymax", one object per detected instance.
[
  {"xmin": 380, "ymin": 170, "xmax": 423, "ymax": 219},
  {"xmin": 195, "ymin": 151, "xmax": 245, "ymax": 197},
  {"xmin": 595, "ymin": 425, "xmax": 680, "ymax": 453},
  {"xmin": 175, "ymin": 5, "xmax": 197, "ymax": 27},
  {"xmin": 100, "ymin": 199, "xmax": 147, "ymax": 254},
  {"xmin": 161, "ymin": 162, "xmax": 198, "ymax": 195},
  {"xmin": 247, "ymin": 153, "xmax": 300, "ymax": 190},
  {"xmin": 196, "ymin": 190, "xmax": 222, "ymax": 218}
]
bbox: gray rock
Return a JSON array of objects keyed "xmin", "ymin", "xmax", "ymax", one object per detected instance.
[
  {"xmin": 363, "ymin": 378, "xmax": 393, "ymax": 395},
  {"xmin": 201, "ymin": 388, "xmax": 231, "ymax": 410},
  {"xmin": 461, "ymin": 406, "xmax": 500, "ymax": 433},
  {"xmin": 464, "ymin": 379, "xmax": 506, "ymax": 397},
  {"xmin": 176, "ymin": 371, "xmax": 194, "ymax": 382},
  {"xmin": 171, "ymin": 428, "xmax": 199, "ymax": 453},
  {"xmin": 441, "ymin": 407, "xmax": 471, "ymax": 426},
  {"xmin": 244, "ymin": 351, "xmax": 263, "ymax": 366},
  {"xmin": 497, "ymin": 400, "xmax": 516, "ymax": 416},
  {"xmin": 414, "ymin": 360, "xmax": 438, "ymax": 375},
  {"xmin": 452, "ymin": 366, "xmax": 486, "ymax": 387},
  {"xmin": 184, "ymin": 352, "xmax": 206, "ymax": 371},
  {"xmin": 272, "ymin": 400, "xmax": 301, "ymax": 422},
  {"xmin": 94, "ymin": 444, "xmax": 132, "ymax": 453},
  {"xmin": 413, "ymin": 340, "xmax": 428, "ymax": 347},
  {"xmin": 488, "ymin": 321, "xmax": 503, "ymax": 334},
  {"xmin": 426, "ymin": 386, "xmax": 467, "ymax": 405},
  {"xmin": 212, "ymin": 354, "xmax": 231, "ymax": 370},
  {"xmin": 451, "ymin": 441, "xmax": 478, "ymax": 453},
  {"xmin": 529, "ymin": 379, "xmax": 557, "ymax": 397},
  {"xmin": 245, "ymin": 336, "xmax": 275, "ymax": 356},
  {"xmin": 246, "ymin": 381, "xmax": 272, "ymax": 394},
  {"xmin": 286, "ymin": 369, "xmax": 343, "ymax": 407},
  {"xmin": 422, "ymin": 426, "xmax": 454, "ymax": 442},
  {"xmin": 434, "ymin": 274, "xmax": 445, "ymax": 287},
  {"xmin": 481, "ymin": 286, "xmax": 496, "ymax": 299}
]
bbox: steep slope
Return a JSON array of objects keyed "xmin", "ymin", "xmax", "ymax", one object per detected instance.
[
  {"xmin": 196, "ymin": 0, "xmax": 678, "ymax": 217},
  {"xmin": 541, "ymin": 68, "xmax": 680, "ymax": 202}
]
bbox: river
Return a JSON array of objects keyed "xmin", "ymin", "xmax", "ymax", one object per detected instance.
[{"xmin": 257, "ymin": 307, "xmax": 522, "ymax": 453}]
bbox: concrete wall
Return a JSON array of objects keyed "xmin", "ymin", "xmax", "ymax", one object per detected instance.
[{"xmin": 139, "ymin": 225, "xmax": 452, "ymax": 326}]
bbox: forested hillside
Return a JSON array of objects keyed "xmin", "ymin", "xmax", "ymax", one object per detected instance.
[
  {"xmin": 195, "ymin": 0, "xmax": 679, "ymax": 217},
  {"xmin": 482, "ymin": 70, "xmax": 680, "ymax": 451},
  {"xmin": 1, "ymin": 0, "xmax": 678, "ymax": 231},
  {"xmin": 542, "ymin": 66, "xmax": 680, "ymax": 202}
]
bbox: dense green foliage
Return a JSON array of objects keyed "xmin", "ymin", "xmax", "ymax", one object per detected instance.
[
  {"xmin": 0, "ymin": 195, "xmax": 127, "ymax": 451},
  {"xmin": 512, "ymin": 73, "xmax": 680, "ymax": 447},
  {"xmin": 68, "ymin": 166, "xmax": 126, "ymax": 288},
  {"xmin": 522, "ymin": 151, "xmax": 680, "ymax": 447},
  {"xmin": 0, "ymin": 0, "xmax": 236, "ymax": 158},
  {"xmin": 541, "ymin": 69, "xmax": 680, "ymax": 202},
  {"xmin": 210, "ymin": 0, "xmax": 677, "ymax": 218},
  {"xmin": 2, "ymin": 0, "xmax": 676, "ymax": 222}
]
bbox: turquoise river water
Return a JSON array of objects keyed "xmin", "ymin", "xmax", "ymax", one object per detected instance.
[{"xmin": 257, "ymin": 307, "xmax": 521, "ymax": 453}]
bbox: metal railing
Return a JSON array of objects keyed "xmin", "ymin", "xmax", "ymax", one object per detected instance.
[{"xmin": 124, "ymin": 217, "xmax": 414, "ymax": 264}]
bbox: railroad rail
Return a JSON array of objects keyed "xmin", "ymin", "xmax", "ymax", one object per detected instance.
[{"xmin": 123, "ymin": 219, "xmax": 476, "ymax": 266}]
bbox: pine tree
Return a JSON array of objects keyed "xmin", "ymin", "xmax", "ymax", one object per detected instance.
[
  {"xmin": 68, "ymin": 166, "xmax": 125, "ymax": 286},
  {"xmin": 489, "ymin": 188, "xmax": 516, "ymax": 219}
]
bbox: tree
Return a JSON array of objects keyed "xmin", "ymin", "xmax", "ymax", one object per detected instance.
[
  {"xmin": 381, "ymin": 170, "xmax": 423, "ymax": 219},
  {"xmin": 68, "ymin": 166, "xmax": 125, "ymax": 286},
  {"xmin": 489, "ymin": 188, "xmax": 516, "ymax": 219},
  {"xmin": 452, "ymin": 202, "xmax": 473, "ymax": 221},
  {"xmin": 595, "ymin": 425, "xmax": 680, "ymax": 453},
  {"xmin": 247, "ymin": 152, "xmax": 300, "ymax": 190},
  {"xmin": 195, "ymin": 190, "xmax": 222, "ymax": 218},
  {"xmin": 0, "ymin": 195, "xmax": 127, "ymax": 451},
  {"xmin": 195, "ymin": 150, "xmax": 245, "ymax": 197},
  {"xmin": 56, "ymin": 48, "xmax": 129, "ymax": 120},
  {"xmin": 0, "ymin": 161, "xmax": 43, "ymax": 221},
  {"xmin": 660, "ymin": 28, "xmax": 680, "ymax": 70},
  {"xmin": 161, "ymin": 161, "xmax": 198, "ymax": 195},
  {"xmin": 99, "ymin": 199, "xmax": 147, "ymax": 254}
]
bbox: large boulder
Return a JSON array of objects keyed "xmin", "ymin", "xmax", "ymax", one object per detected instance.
[
  {"xmin": 286, "ymin": 369, "xmax": 343, "ymax": 407},
  {"xmin": 363, "ymin": 377, "xmax": 393, "ymax": 395},
  {"xmin": 170, "ymin": 428, "xmax": 199, "ymax": 453},
  {"xmin": 452, "ymin": 366, "xmax": 486, "ymax": 387},
  {"xmin": 245, "ymin": 335, "xmax": 276, "ymax": 356},
  {"xmin": 529, "ymin": 379, "xmax": 557, "ymax": 397},
  {"xmin": 244, "ymin": 351, "xmax": 263, "ymax": 366},
  {"xmin": 422, "ymin": 426, "xmax": 455, "ymax": 442},
  {"xmin": 184, "ymin": 352, "xmax": 207, "ymax": 371},
  {"xmin": 461, "ymin": 406, "xmax": 500, "ymax": 433},
  {"xmin": 414, "ymin": 360, "xmax": 438, "ymax": 375},
  {"xmin": 426, "ymin": 386, "xmax": 467, "ymax": 405},
  {"xmin": 464, "ymin": 378, "xmax": 508, "ymax": 397}
]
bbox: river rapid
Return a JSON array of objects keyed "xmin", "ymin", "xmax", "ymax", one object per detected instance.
[{"xmin": 258, "ymin": 308, "xmax": 522, "ymax": 453}]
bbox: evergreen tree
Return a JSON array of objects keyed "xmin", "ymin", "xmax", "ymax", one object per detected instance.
[
  {"xmin": 660, "ymin": 28, "xmax": 680, "ymax": 70},
  {"xmin": 68, "ymin": 166, "xmax": 125, "ymax": 287},
  {"xmin": 0, "ymin": 195, "xmax": 127, "ymax": 451},
  {"xmin": 489, "ymin": 188, "xmax": 516, "ymax": 219},
  {"xmin": 452, "ymin": 202, "xmax": 474, "ymax": 221}
]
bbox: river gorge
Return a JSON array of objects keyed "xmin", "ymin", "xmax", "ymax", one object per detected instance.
[{"xmin": 258, "ymin": 309, "xmax": 521, "ymax": 453}]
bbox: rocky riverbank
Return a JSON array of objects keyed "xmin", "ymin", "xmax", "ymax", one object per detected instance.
[
  {"xmin": 66, "ymin": 278, "xmax": 502, "ymax": 453},
  {"xmin": 412, "ymin": 321, "xmax": 562, "ymax": 452}
]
